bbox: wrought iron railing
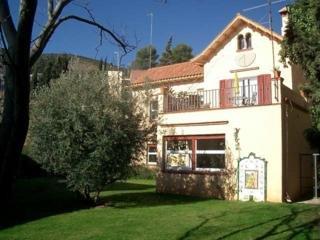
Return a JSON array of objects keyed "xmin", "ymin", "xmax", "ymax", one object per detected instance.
[{"xmin": 164, "ymin": 84, "xmax": 266, "ymax": 113}]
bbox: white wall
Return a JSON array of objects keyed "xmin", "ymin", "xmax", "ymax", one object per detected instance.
[{"xmin": 204, "ymin": 26, "xmax": 293, "ymax": 90}]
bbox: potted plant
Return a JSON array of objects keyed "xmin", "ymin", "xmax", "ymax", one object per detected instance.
[{"xmin": 273, "ymin": 66, "xmax": 281, "ymax": 79}]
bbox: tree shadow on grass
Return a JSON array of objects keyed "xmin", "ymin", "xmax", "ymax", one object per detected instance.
[
  {"xmin": 1, "ymin": 177, "xmax": 90, "ymax": 229},
  {"xmin": 1, "ymin": 177, "xmax": 206, "ymax": 229},
  {"xmin": 100, "ymin": 191, "xmax": 207, "ymax": 209},
  {"xmin": 176, "ymin": 206, "xmax": 320, "ymax": 240}
]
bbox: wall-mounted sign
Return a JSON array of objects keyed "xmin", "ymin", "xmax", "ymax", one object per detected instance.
[{"xmin": 238, "ymin": 153, "xmax": 267, "ymax": 202}]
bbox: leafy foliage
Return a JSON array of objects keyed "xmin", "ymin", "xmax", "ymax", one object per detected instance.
[
  {"xmin": 29, "ymin": 69, "xmax": 152, "ymax": 202},
  {"xmin": 131, "ymin": 45, "xmax": 158, "ymax": 69},
  {"xmin": 159, "ymin": 36, "xmax": 174, "ymax": 66},
  {"xmin": 172, "ymin": 44, "xmax": 193, "ymax": 63},
  {"xmin": 31, "ymin": 54, "xmax": 70, "ymax": 89},
  {"xmin": 280, "ymin": 0, "xmax": 320, "ymax": 150},
  {"xmin": 159, "ymin": 39, "xmax": 193, "ymax": 66}
]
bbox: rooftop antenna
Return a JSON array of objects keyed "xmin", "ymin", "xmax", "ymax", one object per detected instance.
[
  {"xmin": 147, "ymin": 12, "xmax": 154, "ymax": 69},
  {"xmin": 242, "ymin": 0, "xmax": 287, "ymax": 70}
]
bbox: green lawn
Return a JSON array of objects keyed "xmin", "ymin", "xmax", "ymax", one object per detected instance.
[{"xmin": 1, "ymin": 178, "xmax": 320, "ymax": 240}]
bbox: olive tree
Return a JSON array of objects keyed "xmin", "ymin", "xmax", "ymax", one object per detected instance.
[{"xmin": 29, "ymin": 69, "xmax": 152, "ymax": 203}]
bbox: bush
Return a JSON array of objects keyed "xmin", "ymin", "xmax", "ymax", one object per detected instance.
[
  {"xmin": 29, "ymin": 70, "xmax": 152, "ymax": 202},
  {"xmin": 129, "ymin": 165, "xmax": 157, "ymax": 180}
]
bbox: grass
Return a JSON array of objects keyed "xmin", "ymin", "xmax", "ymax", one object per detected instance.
[{"xmin": 0, "ymin": 178, "xmax": 320, "ymax": 240}]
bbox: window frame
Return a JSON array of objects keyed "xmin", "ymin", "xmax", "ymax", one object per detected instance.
[
  {"xmin": 149, "ymin": 99, "xmax": 158, "ymax": 121},
  {"xmin": 237, "ymin": 34, "xmax": 245, "ymax": 50},
  {"xmin": 237, "ymin": 32, "xmax": 253, "ymax": 51},
  {"xmin": 163, "ymin": 134, "xmax": 226, "ymax": 174},
  {"xmin": 147, "ymin": 144, "xmax": 157, "ymax": 165},
  {"xmin": 245, "ymin": 33, "xmax": 252, "ymax": 49}
]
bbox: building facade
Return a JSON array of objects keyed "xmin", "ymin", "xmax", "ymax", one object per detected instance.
[{"xmin": 131, "ymin": 11, "xmax": 313, "ymax": 202}]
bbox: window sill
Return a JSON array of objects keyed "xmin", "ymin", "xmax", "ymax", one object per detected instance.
[
  {"xmin": 236, "ymin": 48, "xmax": 253, "ymax": 52},
  {"xmin": 147, "ymin": 162, "xmax": 157, "ymax": 165}
]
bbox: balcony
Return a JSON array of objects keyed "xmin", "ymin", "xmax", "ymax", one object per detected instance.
[{"xmin": 163, "ymin": 80, "xmax": 280, "ymax": 113}]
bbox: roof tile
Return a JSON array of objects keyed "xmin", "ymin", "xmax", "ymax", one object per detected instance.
[{"xmin": 130, "ymin": 61, "xmax": 203, "ymax": 85}]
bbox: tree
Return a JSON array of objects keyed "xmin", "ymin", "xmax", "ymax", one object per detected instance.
[
  {"xmin": 131, "ymin": 45, "xmax": 158, "ymax": 69},
  {"xmin": 159, "ymin": 39, "xmax": 194, "ymax": 66},
  {"xmin": 172, "ymin": 44, "xmax": 193, "ymax": 63},
  {"xmin": 280, "ymin": 0, "xmax": 320, "ymax": 149},
  {"xmin": 159, "ymin": 36, "xmax": 173, "ymax": 66},
  {"xmin": 31, "ymin": 54, "xmax": 70, "ymax": 89},
  {"xmin": 0, "ymin": 0, "xmax": 132, "ymax": 213},
  {"xmin": 29, "ymin": 69, "xmax": 151, "ymax": 203}
]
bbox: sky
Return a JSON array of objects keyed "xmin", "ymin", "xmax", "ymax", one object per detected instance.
[{"xmin": 9, "ymin": 0, "xmax": 293, "ymax": 67}]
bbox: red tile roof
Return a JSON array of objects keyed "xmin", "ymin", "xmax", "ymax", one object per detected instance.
[{"xmin": 130, "ymin": 61, "xmax": 203, "ymax": 86}]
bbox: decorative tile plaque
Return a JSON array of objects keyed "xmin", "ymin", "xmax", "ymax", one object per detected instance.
[{"xmin": 238, "ymin": 153, "xmax": 267, "ymax": 202}]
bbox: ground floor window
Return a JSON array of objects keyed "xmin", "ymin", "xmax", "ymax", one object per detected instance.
[
  {"xmin": 164, "ymin": 135, "xmax": 225, "ymax": 172},
  {"xmin": 147, "ymin": 144, "xmax": 157, "ymax": 165}
]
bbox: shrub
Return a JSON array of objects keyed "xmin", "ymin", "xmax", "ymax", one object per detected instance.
[
  {"xmin": 29, "ymin": 70, "xmax": 152, "ymax": 202},
  {"xmin": 129, "ymin": 165, "xmax": 157, "ymax": 180}
]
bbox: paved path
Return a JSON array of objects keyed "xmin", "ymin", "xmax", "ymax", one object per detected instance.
[{"xmin": 299, "ymin": 198, "xmax": 320, "ymax": 205}]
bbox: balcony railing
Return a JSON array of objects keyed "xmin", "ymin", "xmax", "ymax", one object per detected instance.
[{"xmin": 164, "ymin": 81, "xmax": 278, "ymax": 113}]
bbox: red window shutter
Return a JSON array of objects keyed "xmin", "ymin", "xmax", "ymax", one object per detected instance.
[
  {"xmin": 219, "ymin": 80, "xmax": 226, "ymax": 108},
  {"xmin": 258, "ymin": 74, "xmax": 272, "ymax": 105},
  {"xmin": 220, "ymin": 79, "xmax": 233, "ymax": 108},
  {"xmin": 225, "ymin": 79, "xmax": 233, "ymax": 107},
  {"xmin": 264, "ymin": 74, "xmax": 272, "ymax": 104}
]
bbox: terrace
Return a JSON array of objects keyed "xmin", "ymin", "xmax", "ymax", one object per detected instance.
[{"xmin": 163, "ymin": 79, "xmax": 280, "ymax": 113}]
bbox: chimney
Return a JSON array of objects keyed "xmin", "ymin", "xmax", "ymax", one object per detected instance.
[{"xmin": 279, "ymin": 6, "xmax": 289, "ymax": 36}]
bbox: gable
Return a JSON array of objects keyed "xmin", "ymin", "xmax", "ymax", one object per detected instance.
[{"xmin": 192, "ymin": 14, "xmax": 283, "ymax": 65}]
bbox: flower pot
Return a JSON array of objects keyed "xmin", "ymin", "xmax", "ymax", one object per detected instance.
[{"xmin": 274, "ymin": 70, "xmax": 281, "ymax": 79}]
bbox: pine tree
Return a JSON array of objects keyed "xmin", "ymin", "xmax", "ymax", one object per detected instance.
[
  {"xmin": 159, "ymin": 36, "xmax": 173, "ymax": 66},
  {"xmin": 131, "ymin": 45, "xmax": 158, "ymax": 69}
]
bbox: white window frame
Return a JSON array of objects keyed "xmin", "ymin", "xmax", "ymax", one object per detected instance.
[{"xmin": 147, "ymin": 144, "xmax": 157, "ymax": 165}]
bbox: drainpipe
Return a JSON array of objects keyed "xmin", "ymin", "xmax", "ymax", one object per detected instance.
[{"xmin": 313, "ymin": 153, "xmax": 319, "ymax": 199}]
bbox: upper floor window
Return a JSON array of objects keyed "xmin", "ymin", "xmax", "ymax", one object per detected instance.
[
  {"xmin": 149, "ymin": 99, "xmax": 158, "ymax": 120},
  {"xmin": 245, "ymin": 33, "xmax": 252, "ymax": 49},
  {"xmin": 237, "ymin": 33, "xmax": 252, "ymax": 50},
  {"xmin": 237, "ymin": 34, "xmax": 245, "ymax": 50}
]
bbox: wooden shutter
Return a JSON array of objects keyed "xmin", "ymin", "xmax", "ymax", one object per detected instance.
[
  {"xmin": 258, "ymin": 74, "xmax": 272, "ymax": 105},
  {"xmin": 220, "ymin": 79, "xmax": 233, "ymax": 108}
]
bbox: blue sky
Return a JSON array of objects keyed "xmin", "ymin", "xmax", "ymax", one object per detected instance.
[{"xmin": 9, "ymin": 0, "xmax": 292, "ymax": 67}]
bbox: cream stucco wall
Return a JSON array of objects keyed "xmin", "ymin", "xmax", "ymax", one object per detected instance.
[{"xmin": 158, "ymin": 104, "xmax": 283, "ymax": 202}]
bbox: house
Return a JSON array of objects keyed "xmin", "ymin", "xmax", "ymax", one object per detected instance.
[{"xmin": 130, "ymin": 9, "xmax": 313, "ymax": 203}]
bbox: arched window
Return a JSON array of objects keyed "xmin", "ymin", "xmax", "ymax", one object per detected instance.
[
  {"xmin": 245, "ymin": 33, "xmax": 252, "ymax": 49},
  {"xmin": 237, "ymin": 34, "xmax": 245, "ymax": 50}
]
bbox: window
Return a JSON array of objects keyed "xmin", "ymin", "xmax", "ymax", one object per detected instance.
[
  {"xmin": 149, "ymin": 100, "xmax": 158, "ymax": 120},
  {"xmin": 237, "ymin": 33, "xmax": 252, "ymax": 50},
  {"xmin": 237, "ymin": 34, "xmax": 245, "ymax": 50},
  {"xmin": 196, "ymin": 139, "xmax": 225, "ymax": 170},
  {"xmin": 164, "ymin": 135, "xmax": 225, "ymax": 172},
  {"xmin": 166, "ymin": 139, "xmax": 192, "ymax": 170},
  {"xmin": 245, "ymin": 33, "xmax": 252, "ymax": 49},
  {"xmin": 239, "ymin": 78, "xmax": 258, "ymax": 105},
  {"xmin": 147, "ymin": 144, "xmax": 157, "ymax": 165}
]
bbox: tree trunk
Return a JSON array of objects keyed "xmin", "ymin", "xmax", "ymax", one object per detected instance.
[
  {"xmin": 0, "ymin": 0, "xmax": 37, "ymax": 225},
  {"xmin": 0, "ymin": 57, "xmax": 31, "ymax": 224}
]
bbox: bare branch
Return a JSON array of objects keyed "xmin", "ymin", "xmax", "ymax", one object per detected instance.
[
  {"xmin": 0, "ymin": 0, "xmax": 17, "ymax": 45},
  {"xmin": 30, "ymin": 14, "xmax": 133, "ymax": 66},
  {"xmin": 29, "ymin": 0, "xmax": 74, "ymax": 64},
  {"xmin": 58, "ymin": 15, "xmax": 132, "ymax": 51},
  {"xmin": 48, "ymin": 0, "xmax": 54, "ymax": 19}
]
